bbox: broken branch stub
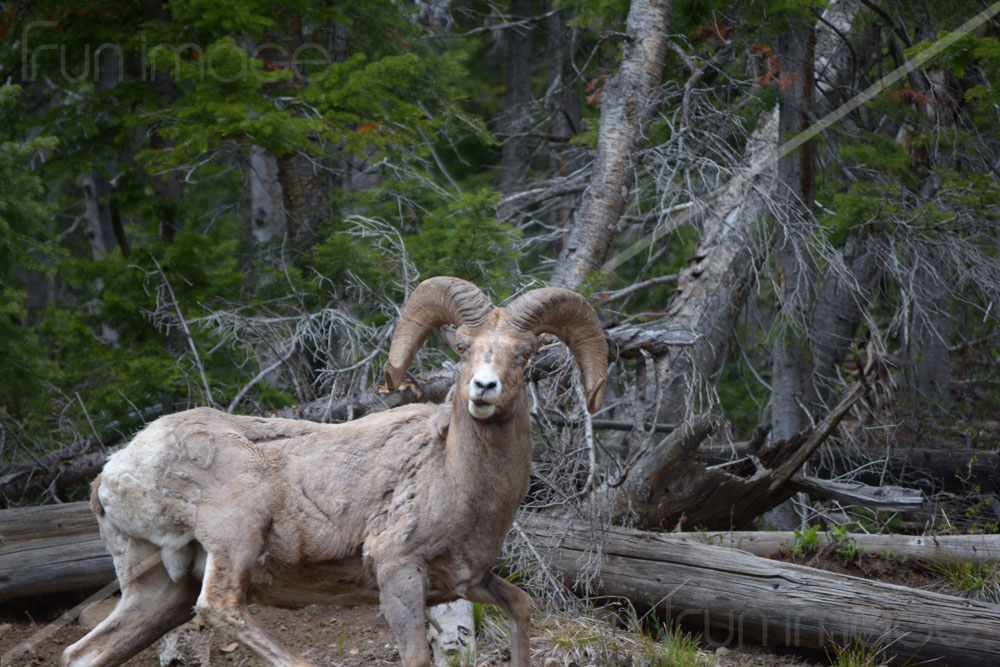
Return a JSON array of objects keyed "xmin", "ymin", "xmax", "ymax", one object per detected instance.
[{"xmin": 616, "ymin": 383, "xmax": 866, "ymax": 530}]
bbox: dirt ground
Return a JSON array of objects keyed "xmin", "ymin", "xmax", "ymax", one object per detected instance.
[
  {"xmin": 0, "ymin": 548, "xmax": 941, "ymax": 666},
  {"xmin": 1, "ymin": 597, "xmax": 403, "ymax": 666},
  {"xmin": 0, "ymin": 593, "xmax": 826, "ymax": 667}
]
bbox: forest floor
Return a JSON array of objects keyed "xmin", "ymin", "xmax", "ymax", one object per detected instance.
[{"xmin": 0, "ymin": 547, "xmax": 949, "ymax": 666}]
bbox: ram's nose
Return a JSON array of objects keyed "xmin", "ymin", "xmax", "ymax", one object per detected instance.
[
  {"xmin": 473, "ymin": 377, "xmax": 497, "ymax": 393},
  {"xmin": 470, "ymin": 369, "xmax": 501, "ymax": 399},
  {"xmin": 468, "ymin": 368, "xmax": 502, "ymax": 418}
]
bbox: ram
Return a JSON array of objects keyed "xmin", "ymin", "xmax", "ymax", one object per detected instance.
[{"xmin": 63, "ymin": 276, "xmax": 608, "ymax": 667}]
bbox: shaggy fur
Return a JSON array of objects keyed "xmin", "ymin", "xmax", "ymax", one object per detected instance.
[{"xmin": 62, "ymin": 278, "xmax": 606, "ymax": 667}]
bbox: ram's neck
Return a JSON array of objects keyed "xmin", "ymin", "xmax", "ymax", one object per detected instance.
[{"xmin": 444, "ymin": 396, "xmax": 533, "ymax": 503}]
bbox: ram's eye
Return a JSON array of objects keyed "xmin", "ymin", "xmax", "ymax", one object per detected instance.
[
  {"xmin": 522, "ymin": 349, "xmax": 533, "ymax": 361},
  {"xmin": 456, "ymin": 341, "xmax": 467, "ymax": 353}
]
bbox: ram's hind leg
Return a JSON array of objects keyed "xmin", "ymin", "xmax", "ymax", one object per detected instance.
[
  {"xmin": 62, "ymin": 537, "xmax": 199, "ymax": 666},
  {"xmin": 196, "ymin": 551, "xmax": 312, "ymax": 667}
]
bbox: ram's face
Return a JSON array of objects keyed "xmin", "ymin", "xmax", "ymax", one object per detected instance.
[{"xmin": 453, "ymin": 312, "xmax": 537, "ymax": 420}]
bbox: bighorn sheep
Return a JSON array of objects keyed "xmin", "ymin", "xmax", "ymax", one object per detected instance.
[{"xmin": 62, "ymin": 276, "xmax": 608, "ymax": 667}]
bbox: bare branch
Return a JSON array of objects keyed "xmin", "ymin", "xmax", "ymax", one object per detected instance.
[{"xmin": 150, "ymin": 255, "xmax": 216, "ymax": 408}]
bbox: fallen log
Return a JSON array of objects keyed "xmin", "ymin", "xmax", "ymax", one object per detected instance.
[
  {"xmin": 4, "ymin": 504, "xmax": 1000, "ymax": 665},
  {"xmin": 786, "ymin": 475, "xmax": 926, "ymax": 513},
  {"xmin": 0, "ymin": 532, "xmax": 114, "ymax": 600},
  {"xmin": 518, "ymin": 515, "xmax": 1000, "ymax": 666},
  {"xmin": 0, "ymin": 500, "xmax": 98, "ymax": 544},
  {"xmin": 0, "ymin": 502, "xmax": 111, "ymax": 602},
  {"xmin": 687, "ymin": 529, "xmax": 1000, "ymax": 563},
  {"xmin": 700, "ymin": 443, "xmax": 1000, "ymax": 495}
]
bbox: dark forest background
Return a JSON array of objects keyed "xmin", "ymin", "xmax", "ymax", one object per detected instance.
[{"xmin": 1, "ymin": 0, "xmax": 998, "ymax": 540}]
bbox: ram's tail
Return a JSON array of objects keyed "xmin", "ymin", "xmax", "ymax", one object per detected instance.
[{"xmin": 89, "ymin": 473, "xmax": 105, "ymax": 518}]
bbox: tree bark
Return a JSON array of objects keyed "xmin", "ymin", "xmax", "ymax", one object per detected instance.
[
  {"xmin": 81, "ymin": 47, "xmax": 126, "ymax": 346},
  {"xmin": 808, "ymin": 236, "xmax": 880, "ymax": 407},
  {"xmin": 542, "ymin": 4, "xmax": 581, "ymax": 230},
  {"xmin": 81, "ymin": 170, "xmax": 118, "ymax": 264},
  {"xmin": 654, "ymin": 109, "xmax": 778, "ymax": 424},
  {"xmin": 248, "ymin": 145, "xmax": 288, "ymax": 247},
  {"xmin": 770, "ymin": 19, "xmax": 816, "ymax": 441},
  {"xmin": 146, "ymin": 3, "xmax": 184, "ymax": 245},
  {"xmin": 0, "ymin": 532, "xmax": 113, "ymax": 601},
  {"xmin": 906, "ymin": 265, "xmax": 953, "ymax": 408},
  {"xmin": 677, "ymin": 529, "xmax": 1000, "ymax": 564},
  {"xmin": 549, "ymin": 0, "xmax": 673, "ymax": 289},
  {"xmin": 518, "ymin": 515, "xmax": 1000, "ymax": 666},
  {"xmin": 786, "ymin": 475, "xmax": 925, "ymax": 512},
  {"xmin": 0, "ymin": 501, "xmax": 98, "ymax": 543},
  {"xmin": 498, "ymin": 0, "xmax": 535, "ymax": 196},
  {"xmin": 275, "ymin": 24, "xmax": 333, "ymax": 248}
]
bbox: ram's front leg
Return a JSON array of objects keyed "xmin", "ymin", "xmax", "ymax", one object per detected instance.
[
  {"xmin": 467, "ymin": 571, "xmax": 531, "ymax": 667},
  {"xmin": 378, "ymin": 564, "xmax": 433, "ymax": 667}
]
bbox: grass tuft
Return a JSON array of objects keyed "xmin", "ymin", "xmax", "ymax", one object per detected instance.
[{"xmin": 925, "ymin": 557, "xmax": 1000, "ymax": 604}]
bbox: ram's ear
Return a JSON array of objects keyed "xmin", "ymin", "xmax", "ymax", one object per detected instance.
[{"xmin": 441, "ymin": 326, "xmax": 459, "ymax": 354}]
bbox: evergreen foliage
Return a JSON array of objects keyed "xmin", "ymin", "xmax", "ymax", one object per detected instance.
[{"xmin": 1, "ymin": 0, "xmax": 999, "ymax": 472}]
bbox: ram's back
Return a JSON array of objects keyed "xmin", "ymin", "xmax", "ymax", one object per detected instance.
[{"xmin": 96, "ymin": 404, "xmax": 448, "ymax": 587}]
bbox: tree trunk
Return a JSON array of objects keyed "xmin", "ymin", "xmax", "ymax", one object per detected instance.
[
  {"xmin": 0, "ymin": 501, "xmax": 98, "ymax": 543},
  {"xmin": 148, "ymin": 132, "xmax": 184, "ymax": 244},
  {"xmin": 0, "ymin": 532, "xmax": 113, "ymax": 601},
  {"xmin": 82, "ymin": 48, "xmax": 125, "ymax": 346},
  {"xmin": 654, "ymin": 109, "xmax": 778, "ymax": 424},
  {"xmin": 549, "ymin": 0, "xmax": 673, "ymax": 289},
  {"xmin": 81, "ymin": 170, "xmax": 118, "ymax": 264},
  {"xmin": 905, "ymin": 264, "xmax": 953, "ymax": 409},
  {"xmin": 900, "ymin": 51, "xmax": 961, "ymax": 419},
  {"xmin": 275, "ymin": 25, "xmax": 333, "ymax": 248},
  {"xmin": 518, "ymin": 515, "xmax": 1000, "ymax": 666},
  {"xmin": 770, "ymin": 19, "xmax": 816, "ymax": 442},
  {"xmin": 808, "ymin": 236, "xmax": 880, "ymax": 407},
  {"xmin": 542, "ymin": 4, "xmax": 581, "ymax": 230},
  {"xmin": 675, "ymin": 529, "xmax": 1000, "ymax": 564},
  {"xmin": 146, "ymin": 7, "xmax": 184, "ymax": 245},
  {"xmin": 498, "ymin": 0, "xmax": 535, "ymax": 196},
  {"xmin": 248, "ymin": 145, "xmax": 288, "ymax": 247}
]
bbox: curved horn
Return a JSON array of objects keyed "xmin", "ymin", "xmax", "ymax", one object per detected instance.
[
  {"xmin": 505, "ymin": 288, "xmax": 609, "ymax": 413},
  {"xmin": 384, "ymin": 277, "xmax": 494, "ymax": 391}
]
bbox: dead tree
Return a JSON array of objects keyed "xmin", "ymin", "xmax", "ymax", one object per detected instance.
[
  {"xmin": 516, "ymin": 515, "xmax": 1000, "ymax": 667},
  {"xmin": 549, "ymin": 0, "xmax": 674, "ymax": 288},
  {"xmin": 609, "ymin": 383, "xmax": 866, "ymax": 529}
]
